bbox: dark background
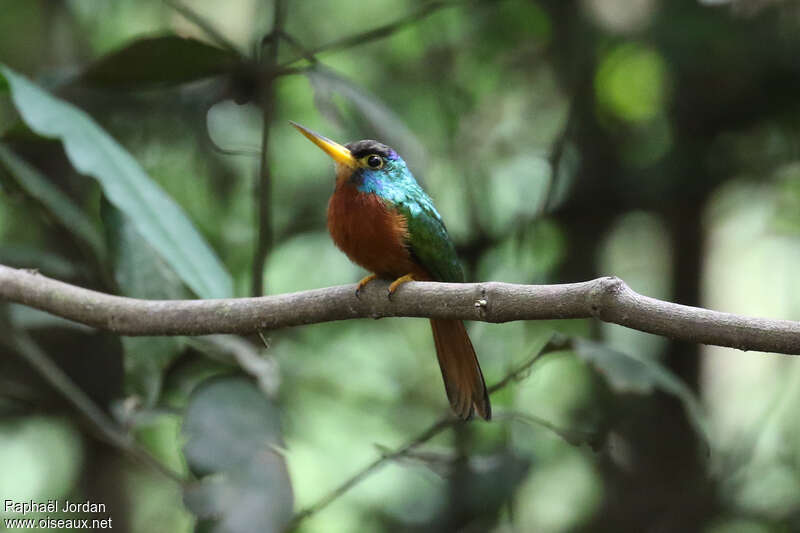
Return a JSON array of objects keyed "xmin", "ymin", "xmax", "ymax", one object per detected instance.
[{"xmin": 2, "ymin": 0, "xmax": 800, "ymax": 532}]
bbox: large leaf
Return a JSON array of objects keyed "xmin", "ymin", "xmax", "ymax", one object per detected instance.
[
  {"xmin": 182, "ymin": 377, "xmax": 293, "ymax": 533},
  {"xmin": 79, "ymin": 35, "xmax": 241, "ymax": 89},
  {"xmin": 0, "ymin": 144, "xmax": 105, "ymax": 261},
  {"xmin": 0, "ymin": 65, "xmax": 232, "ymax": 298},
  {"xmin": 103, "ymin": 202, "xmax": 187, "ymax": 406}
]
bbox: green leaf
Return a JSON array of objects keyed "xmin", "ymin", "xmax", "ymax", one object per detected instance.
[
  {"xmin": 103, "ymin": 201, "xmax": 187, "ymax": 406},
  {"xmin": 0, "ymin": 144, "xmax": 105, "ymax": 261},
  {"xmin": 0, "ymin": 65, "xmax": 232, "ymax": 298},
  {"xmin": 574, "ymin": 339, "xmax": 709, "ymax": 444},
  {"xmin": 182, "ymin": 377, "xmax": 292, "ymax": 533},
  {"xmin": 102, "ymin": 200, "xmax": 189, "ymax": 300},
  {"xmin": 79, "ymin": 35, "xmax": 241, "ymax": 89}
]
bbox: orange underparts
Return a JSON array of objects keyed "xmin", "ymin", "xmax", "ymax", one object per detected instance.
[
  {"xmin": 328, "ymin": 181, "xmax": 491, "ymax": 420},
  {"xmin": 327, "ymin": 182, "xmax": 429, "ymax": 281}
]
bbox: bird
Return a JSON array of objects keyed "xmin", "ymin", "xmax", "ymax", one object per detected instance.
[{"xmin": 291, "ymin": 121, "xmax": 491, "ymax": 420}]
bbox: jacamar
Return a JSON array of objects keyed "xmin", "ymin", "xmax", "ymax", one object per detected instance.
[{"xmin": 291, "ymin": 122, "xmax": 491, "ymax": 420}]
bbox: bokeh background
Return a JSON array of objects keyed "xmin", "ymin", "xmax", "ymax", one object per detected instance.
[{"xmin": 2, "ymin": 0, "xmax": 800, "ymax": 532}]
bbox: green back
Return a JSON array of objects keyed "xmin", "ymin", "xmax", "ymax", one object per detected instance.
[{"xmin": 395, "ymin": 195, "xmax": 464, "ymax": 283}]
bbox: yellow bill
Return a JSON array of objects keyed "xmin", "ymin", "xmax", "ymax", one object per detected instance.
[{"xmin": 290, "ymin": 121, "xmax": 356, "ymax": 168}]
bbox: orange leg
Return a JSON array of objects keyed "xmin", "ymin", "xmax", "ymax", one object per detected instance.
[
  {"xmin": 388, "ymin": 273, "xmax": 415, "ymax": 300},
  {"xmin": 355, "ymin": 273, "xmax": 378, "ymax": 298}
]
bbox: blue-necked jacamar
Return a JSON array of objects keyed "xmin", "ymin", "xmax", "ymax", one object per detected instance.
[{"xmin": 292, "ymin": 122, "xmax": 490, "ymax": 420}]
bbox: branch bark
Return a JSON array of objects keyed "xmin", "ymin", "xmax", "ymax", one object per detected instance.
[{"xmin": 2, "ymin": 264, "xmax": 800, "ymax": 354}]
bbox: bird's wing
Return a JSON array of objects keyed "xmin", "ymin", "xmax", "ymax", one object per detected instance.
[{"xmin": 395, "ymin": 195, "xmax": 464, "ymax": 283}]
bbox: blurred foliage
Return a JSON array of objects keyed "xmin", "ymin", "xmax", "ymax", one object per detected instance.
[
  {"xmin": 183, "ymin": 377, "xmax": 292, "ymax": 533},
  {"xmin": 2, "ymin": 0, "xmax": 800, "ymax": 532}
]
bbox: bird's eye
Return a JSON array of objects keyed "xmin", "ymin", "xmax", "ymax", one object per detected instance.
[{"xmin": 366, "ymin": 154, "xmax": 384, "ymax": 169}]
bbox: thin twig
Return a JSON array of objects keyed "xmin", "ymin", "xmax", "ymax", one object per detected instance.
[
  {"xmin": 541, "ymin": 97, "xmax": 578, "ymax": 215},
  {"xmin": 4, "ymin": 321, "xmax": 184, "ymax": 483},
  {"xmin": 163, "ymin": 0, "xmax": 242, "ymax": 53},
  {"xmin": 287, "ymin": 347, "xmax": 550, "ymax": 530},
  {"xmin": 492, "ymin": 412, "xmax": 600, "ymax": 449},
  {"xmin": 278, "ymin": 0, "xmax": 465, "ymax": 67},
  {"xmin": 287, "ymin": 417, "xmax": 456, "ymax": 530},
  {"xmin": 251, "ymin": 0, "xmax": 288, "ymax": 297},
  {"xmin": 487, "ymin": 340, "xmax": 552, "ymax": 394},
  {"xmin": 275, "ymin": 30, "xmax": 318, "ymax": 65}
]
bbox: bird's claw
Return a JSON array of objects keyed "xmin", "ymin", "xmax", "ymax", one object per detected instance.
[
  {"xmin": 387, "ymin": 273, "xmax": 415, "ymax": 301},
  {"xmin": 355, "ymin": 274, "xmax": 378, "ymax": 299}
]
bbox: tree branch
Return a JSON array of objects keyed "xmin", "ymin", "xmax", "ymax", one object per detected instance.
[{"xmin": 2, "ymin": 264, "xmax": 800, "ymax": 354}]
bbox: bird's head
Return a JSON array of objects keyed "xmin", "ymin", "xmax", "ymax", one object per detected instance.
[{"xmin": 291, "ymin": 121, "xmax": 411, "ymax": 190}]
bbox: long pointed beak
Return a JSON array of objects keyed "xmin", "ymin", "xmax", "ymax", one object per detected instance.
[{"xmin": 290, "ymin": 121, "xmax": 357, "ymax": 168}]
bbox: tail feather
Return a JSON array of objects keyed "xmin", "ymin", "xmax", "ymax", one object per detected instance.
[{"xmin": 430, "ymin": 319, "xmax": 491, "ymax": 420}]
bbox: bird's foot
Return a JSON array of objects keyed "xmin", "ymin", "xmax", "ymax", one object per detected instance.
[
  {"xmin": 387, "ymin": 273, "xmax": 415, "ymax": 300},
  {"xmin": 355, "ymin": 273, "xmax": 378, "ymax": 299}
]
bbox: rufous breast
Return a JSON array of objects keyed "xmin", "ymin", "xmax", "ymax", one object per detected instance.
[{"xmin": 327, "ymin": 183, "xmax": 429, "ymax": 280}]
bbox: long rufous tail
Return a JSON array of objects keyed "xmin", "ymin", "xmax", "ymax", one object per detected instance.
[{"xmin": 430, "ymin": 319, "xmax": 491, "ymax": 420}]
